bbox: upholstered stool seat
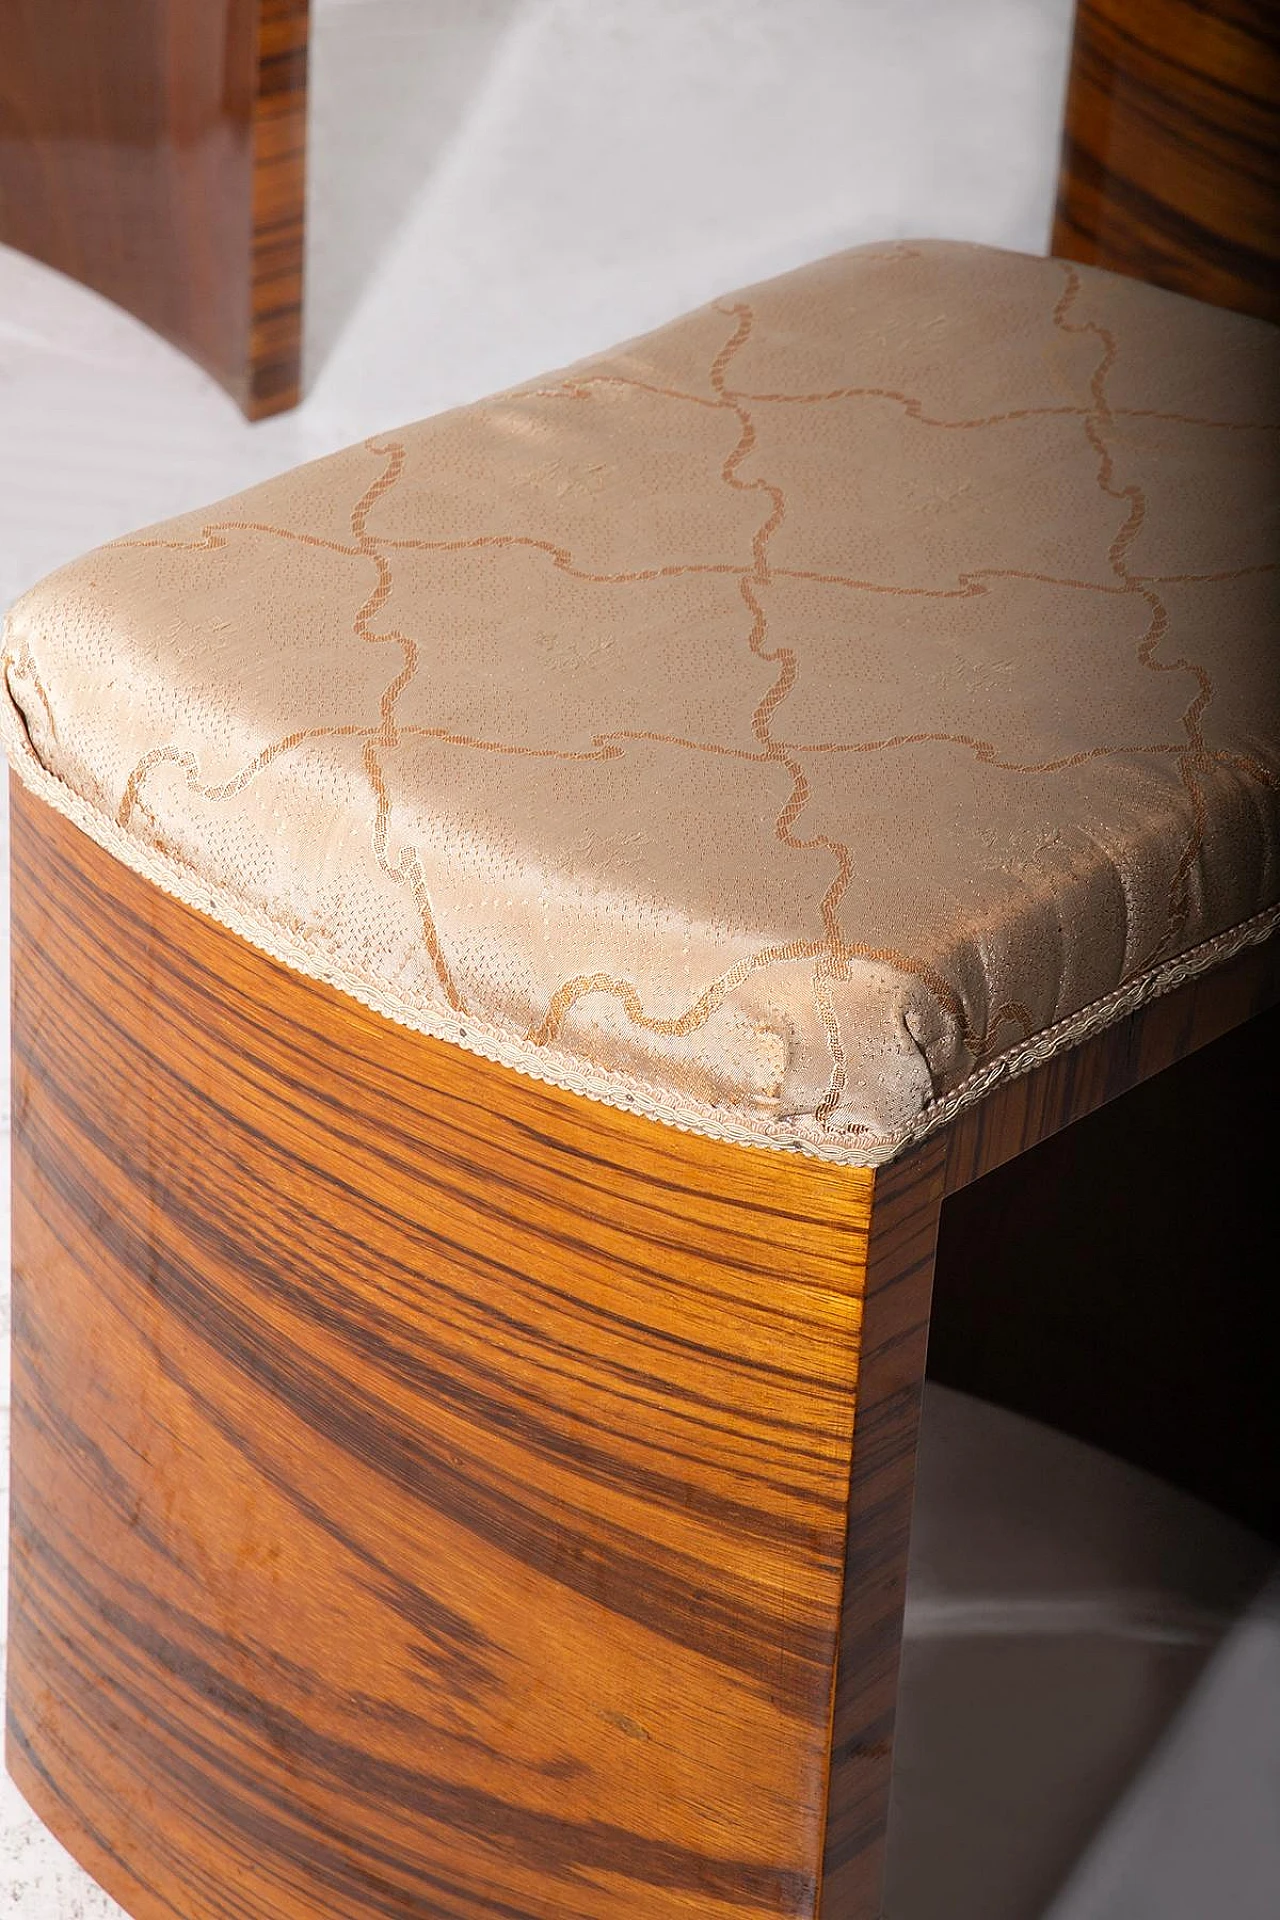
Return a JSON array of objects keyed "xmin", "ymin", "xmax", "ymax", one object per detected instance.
[{"xmin": 4, "ymin": 241, "xmax": 1277, "ymax": 1161}]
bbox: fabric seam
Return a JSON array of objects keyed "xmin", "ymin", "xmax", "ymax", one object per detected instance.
[{"xmin": 4, "ymin": 686, "xmax": 1276, "ymax": 1170}]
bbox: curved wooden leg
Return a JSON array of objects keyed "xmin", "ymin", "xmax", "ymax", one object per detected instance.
[
  {"xmin": 0, "ymin": 0, "xmax": 308, "ymax": 418},
  {"xmin": 931, "ymin": 998, "xmax": 1280, "ymax": 1543},
  {"xmin": 6, "ymin": 778, "xmax": 934, "ymax": 1919}
]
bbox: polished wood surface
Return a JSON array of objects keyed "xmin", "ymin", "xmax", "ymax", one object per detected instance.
[
  {"xmin": 1052, "ymin": 0, "xmax": 1280, "ymax": 320},
  {"xmin": 0, "ymin": 0, "xmax": 309, "ymax": 417},
  {"xmin": 9, "ymin": 777, "xmax": 1277, "ymax": 1918},
  {"xmin": 938, "ymin": 929, "xmax": 1280, "ymax": 1195},
  {"xmin": 7, "ymin": 780, "xmax": 880, "ymax": 1920}
]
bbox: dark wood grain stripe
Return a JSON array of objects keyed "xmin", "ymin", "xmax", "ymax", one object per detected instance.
[
  {"xmin": 5, "ymin": 779, "xmax": 875, "ymax": 1920},
  {"xmin": 8, "ymin": 776, "xmax": 1274, "ymax": 1920},
  {"xmin": 1052, "ymin": 0, "xmax": 1280, "ymax": 320},
  {"xmin": 248, "ymin": 0, "xmax": 309, "ymax": 416}
]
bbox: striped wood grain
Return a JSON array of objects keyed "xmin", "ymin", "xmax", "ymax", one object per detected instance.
[
  {"xmin": 819, "ymin": 1141, "xmax": 945, "ymax": 1916},
  {"xmin": 0, "ymin": 0, "xmax": 309, "ymax": 418},
  {"xmin": 1052, "ymin": 0, "xmax": 1280, "ymax": 321},
  {"xmin": 7, "ymin": 778, "xmax": 897, "ymax": 1920}
]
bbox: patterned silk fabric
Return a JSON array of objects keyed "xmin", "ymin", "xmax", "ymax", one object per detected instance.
[{"xmin": 5, "ymin": 242, "xmax": 1278, "ymax": 1161}]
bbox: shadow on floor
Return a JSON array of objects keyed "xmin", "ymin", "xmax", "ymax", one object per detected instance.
[{"xmin": 304, "ymin": 0, "xmax": 526, "ymax": 383}]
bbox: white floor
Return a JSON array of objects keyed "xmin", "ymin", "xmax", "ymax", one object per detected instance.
[{"xmin": 1, "ymin": 4, "xmax": 1276, "ymax": 1914}]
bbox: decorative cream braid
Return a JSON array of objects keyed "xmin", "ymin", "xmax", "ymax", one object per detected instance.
[{"xmin": 5, "ymin": 680, "xmax": 1275, "ymax": 1172}]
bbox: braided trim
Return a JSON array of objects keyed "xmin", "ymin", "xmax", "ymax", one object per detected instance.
[{"xmin": 5, "ymin": 684, "xmax": 1275, "ymax": 1170}]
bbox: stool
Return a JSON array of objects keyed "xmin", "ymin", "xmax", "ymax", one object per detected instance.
[{"xmin": 4, "ymin": 4, "xmax": 1277, "ymax": 1916}]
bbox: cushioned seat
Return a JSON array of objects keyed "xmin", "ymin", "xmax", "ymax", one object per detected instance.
[{"xmin": 4, "ymin": 240, "xmax": 1277, "ymax": 1161}]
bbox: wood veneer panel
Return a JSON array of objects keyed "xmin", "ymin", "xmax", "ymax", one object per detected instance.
[
  {"xmin": 0, "ymin": 0, "xmax": 309, "ymax": 418},
  {"xmin": 6, "ymin": 779, "xmax": 1276, "ymax": 1917},
  {"xmin": 5, "ymin": 779, "xmax": 878, "ymax": 1919},
  {"xmin": 1052, "ymin": 0, "xmax": 1280, "ymax": 320}
]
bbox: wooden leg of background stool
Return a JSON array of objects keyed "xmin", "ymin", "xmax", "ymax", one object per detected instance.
[
  {"xmin": 0, "ymin": 0, "xmax": 309, "ymax": 418},
  {"xmin": 5, "ymin": 778, "xmax": 937, "ymax": 1920}
]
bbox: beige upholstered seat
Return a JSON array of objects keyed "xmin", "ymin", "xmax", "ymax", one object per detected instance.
[{"xmin": 4, "ymin": 241, "xmax": 1278, "ymax": 1163}]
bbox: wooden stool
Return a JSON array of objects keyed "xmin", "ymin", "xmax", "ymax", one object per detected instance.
[{"xmin": 4, "ymin": 4, "xmax": 1277, "ymax": 1915}]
